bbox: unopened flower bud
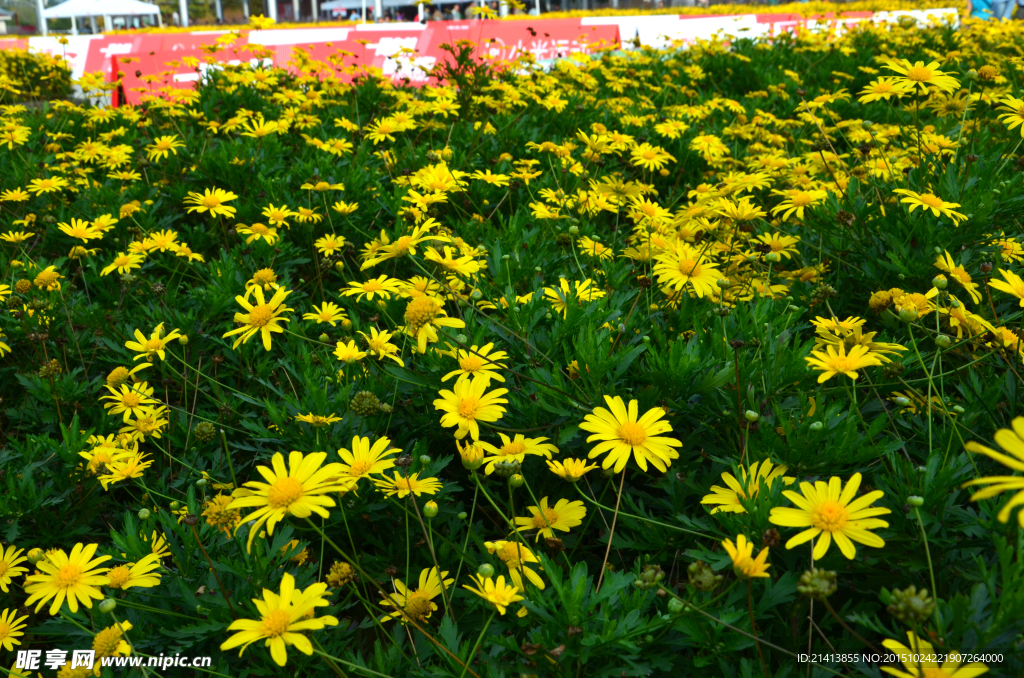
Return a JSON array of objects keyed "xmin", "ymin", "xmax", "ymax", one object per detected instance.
[
  {"xmin": 423, "ymin": 500, "xmax": 438, "ymax": 518},
  {"xmin": 509, "ymin": 473, "xmax": 525, "ymax": 488},
  {"xmin": 907, "ymin": 495, "xmax": 924, "ymax": 507},
  {"xmin": 887, "ymin": 585, "xmax": 935, "ymax": 624},
  {"xmin": 458, "ymin": 441, "xmax": 484, "ymax": 471},
  {"xmin": 457, "ymin": 511, "xmax": 468, "ymax": 520},
  {"xmin": 138, "ymin": 508, "xmax": 151, "ymax": 520},
  {"xmin": 98, "ymin": 599, "xmax": 117, "ymax": 614},
  {"xmin": 178, "ymin": 335, "xmax": 189, "ymax": 345},
  {"xmin": 898, "ymin": 306, "xmax": 919, "ymax": 323},
  {"xmin": 862, "ymin": 120, "xmax": 873, "ymax": 131},
  {"xmin": 568, "ymin": 225, "xmax": 579, "ymax": 235},
  {"xmin": 667, "ymin": 598, "xmax": 685, "ymax": 614},
  {"xmin": 744, "ymin": 410, "xmax": 759, "ymax": 423},
  {"xmin": 27, "ymin": 548, "xmax": 44, "ymax": 564},
  {"xmin": 319, "ymin": 333, "xmax": 329, "ymax": 343},
  {"xmin": 477, "ymin": 563, "xmax": 495, "ymax": 578},
  {"xmin": 809, "ymin": 421, "xmax": 823, "ymax": 431},
  {"xmin": 798, "ymin": 568, "xmax": 837, "ymax": 600},
  {"xmin": 932, "ymin": 274, "xmax": 948, "ymax": 290},
  {"xmin": 894, "ymin": 396, "xmax": 911, "ymax": 407},
  {"xmin": 764, "ymin": 251, "xmax": 781, "ymax": 263},
  {"xmin": 935, "ymin": 335, "xmax": 952, "ymax": 349},
  {"xmin": 716, "ymin": 278, "xmax": 730, "ymax": 288},
  {"xmin": 470, "ymin": 290, "xmax": 482, "ymax": 301}
]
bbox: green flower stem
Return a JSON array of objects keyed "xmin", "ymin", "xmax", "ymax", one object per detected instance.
[
  {"xmin": 312, "ymin": 637, "xmax": 398, "ymax": 678},
  {"xmin": 521, "ymin": 478, "xmax": 573, "ymax": 569},
  {"xmin": 459, "ymin": 610, "xmax": 495, "ymax": 678},
  {"xmin": 452, "ymin": 483, "xmax": 480, "ymax": 604},
  {"xmin": 573, "ymin": 484, "xmax": 710, "ymax": 538},
  {"xmin": 114, "ymin": 598, "xmax": 202, "ymax": 621},
  {"xmin": 657, "ymin": 585, "xmax": 845, "ymax": 677},
  {"xmin": 304, "ymin": 518, "xmax": 477, "ymax": 677},
  {"xmin": 913, "ymin": 506, "xmax": 943, "ymax": 633}
]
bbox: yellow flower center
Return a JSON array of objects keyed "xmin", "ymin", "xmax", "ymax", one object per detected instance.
[
  {"xmin": 402, "ymin": 594, "xmax": 433, "ymax": 622},
  {"xmin": 617, "ymin": 422, "xmax": 648, "ymax": 447},
  {"xmin": 531, "ymin": 507, "xmax": 559, "ymax": 530},
  {"xmin": 55, "ymin": 563, "xmax": 83, "ymax": 588},
  {"xmin": 918, "ymin": 193, "xmax": 945, "ymax": 209},
  {"xmin": 812, "ymin": 501, "xmax": 848, "ymax": 532},
  {"xmin": 251, "ymin": 223, "xmax": 269, "ymax": 235},
  {"xmin": 460, "ymin": 355, "xmax": 484, "ymax": 372},
  {"xmin": 267, "ymin": 476, "xmax": 304, "ymax": 510},
  {"xmin": 501, "ymin": 441, "xmax": 527, "ymax": 456},
  {"xmin": 107, "ymin": 565, "xmax": 131, "ymax": 589},
  {"xmin": 248, "ymin": 304, "xmax": 274, "ymax": 328},
  {"xmin": 363, "ymin": 280, "xmax": 383, "ymax": 292},
  {"xmin": 904, "ymin": 66, "xmax": 934, "ymax": 82},
  {"xmin": 348, "ymin": 460, "xmax": 372, "ymax": 476},
  {"xmin": 790, "ymin": 193, "xmax": 812, "ymax": 206},
  {"xmin": 35, "ymin": 271, "xmax": 59, "ymax": 286},
  {"xmin": 145, "ymin": 338, "xmax": 164, "ymax": 351},
  {"xmin": 0, "ymin": 561, "xmax": 8, "ymax": 577},
  {"xmin": 261, "ymin": 609, "xmax": 292, "ymax": 637},
  {"xmin": 405, "ymin": 298, "xmax": 441, "ymax": 331},
  {"xmin": 389, "ymin": 236, "xmax": 413, "ymax": 257},
  {"xmin": 677, "ymin": 259, "xmax": 702, "ymax": 277},
  {"xmin": 457, "ymin": 397, "xmax": 480, "ymax": 419},
  {"xmin": 92, "ymin": 626, "xmax": 123, "ymax": 657},
  {"xmin": 252, "ymin": 269, "xmax": 276, "ymax": 286},
  {"xmin": 203, "ymin": 195, "xmax": 223, "ymax": 208},
  {"xmin": 121, "ymin": 392, "xmax": 140, "ymax": 408}
]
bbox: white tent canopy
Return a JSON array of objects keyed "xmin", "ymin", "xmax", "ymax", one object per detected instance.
[{"xmin": 42, "ymin": 0, "xmax": 161, "ymax": 18}]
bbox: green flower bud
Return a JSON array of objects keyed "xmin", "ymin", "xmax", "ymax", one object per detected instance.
[
  {"xmin": 744, "ymin": 410, "xmax": 759, "ymax": 423},
  {"xmin": 170, "ymin": 501, "xmax": 181, "ymax": 511},
  {"xmin": 196, "ymin": 478, "xmax": 207, "ymax": 487},
  {"xmin": 932, "ymin": 274, "xmax": 948, "ymax": 290},
  {"xmin": 809, "ymin": 421, "xmax": 823, "ymax": 432},
  {"xmin": 907, "ymin": 495, "xmax": 924, "ymax": 507},
  {"xmin": 568, "ymin": 225, "xmax": 579, "ymax": 235},
  {"xmin": 935, "ymin": 335, "xmax": 952, "ymax": 349},
  {"xmin": 887, "ymin": 585, "xmax": 935, "ymax": 624},
  {"xmin": 798, "ymin": 568, "xmax": 837, "ymax": 601},
  {"xmin": 470, "ymin": 290, "xmax": 483, "ymax": 301},
  {"xmin": 894, "ymin": 396, "xmax": 911, "ymax": 407},
  {"xmin": 319, "ymin": 333, "xmax": 330, "ymax": 343},
  {"xmin": 138, "ymin": 508, "xmax": 151, "ymax": 520},
  {"xmin": 861, "ymin": 120, "xmax": 873, "ymax": 131},
  {"xmin": 27, "ymin": 548, "xmax": 44, "ymax": 564},
  {"xmin": 178, "ymin": 335, "xmax": 189, "ymax": 345},
  {"xmin": 716, "ymin": 278, "xmax": 730, "ymax": 289},
  {"xmin": 457, "ymin": 511, "xmax": 468, "ymax": 520},
  {"xmin": 687, "ymin": 561, "xmax": 722, "ymax": 592},
  {"xmin": 423, "ymin": 500, "xmax": 439, "ymax": 518},
  {"xmin": 477, "ymin": 563, "xmax": 495, "ymax": 578},
  {"xmin": 509, "ymin": 473, "xmax": 525, "ymax": 488},
  {"xmin": 98, "ymin": 599, "xmax": 117, "ymax": 614},
  {"xmin": 898, "ymin": 306, "xmax": 919, "ymax": 323},
  {"xmin": 952, "ymin": 405, "xmax": 965, "ymax": 414},
  {"xmin": 764, "ymin": 251, "xmax": 781, "ymax": 263},
  {"xmin": 667, "ymin": 598, "xmax": 685, "ymax": 614}
]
